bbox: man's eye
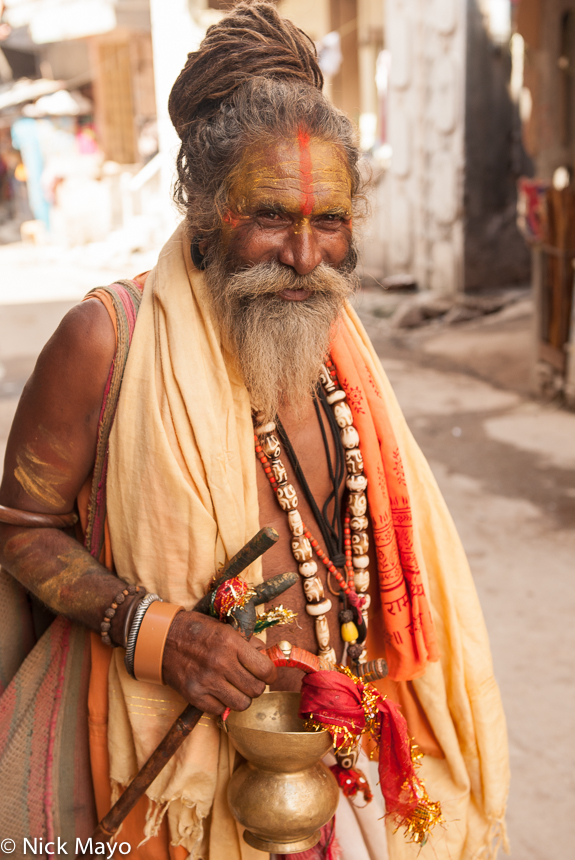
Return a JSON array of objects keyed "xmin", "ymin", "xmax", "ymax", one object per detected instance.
[
  {"xmin": 317, "ymin": 214, "xmax": 344, "ymax": 225},
  {"xmin": 259, "ymin": 211, "xmax": 282, "ymax": 221}
]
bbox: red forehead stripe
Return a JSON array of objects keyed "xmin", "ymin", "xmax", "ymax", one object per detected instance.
[{"xmin": 297, "ymin": 129, "xmax": 314, "ymax": 218}]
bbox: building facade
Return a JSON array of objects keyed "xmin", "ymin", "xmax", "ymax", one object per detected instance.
[
  {"xmin": 517, "ymin": 0, "xmax": 575, "ymax": 405},
  {"xmin": 381, "ymin": 0, "xmax": 531, "ymax": 295}
]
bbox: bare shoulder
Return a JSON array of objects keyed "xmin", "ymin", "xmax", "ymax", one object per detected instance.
[
  {"xmin": 43, "ymin": 298, "xmax": 116, "ymax": 368},
  {"xmin": 26, "ymin": 298, "xmax": 117, "ymax": 418},
  {"xmin": 0, "ymin": 298, "xmax": 116, "ymax": 512}
]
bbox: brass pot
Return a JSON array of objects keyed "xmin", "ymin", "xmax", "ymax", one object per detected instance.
[{"xmin": 226, "ymin": 691, "xmax": 339, "ymax": 854}]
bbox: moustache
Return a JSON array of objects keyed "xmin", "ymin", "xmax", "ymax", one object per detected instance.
[{"xmin": 222, "ymin": 259, "xmax": 357, "ymax": 302}]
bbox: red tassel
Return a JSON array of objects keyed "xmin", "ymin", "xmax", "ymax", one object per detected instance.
[{"xmin": 330, "ymin": 764, "xmax": 373, "ymax": 803}]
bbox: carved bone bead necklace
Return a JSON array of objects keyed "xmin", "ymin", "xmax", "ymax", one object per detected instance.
[{"xmin": 254, "ymin": 359, "xmax": 371, "ymax": 664}]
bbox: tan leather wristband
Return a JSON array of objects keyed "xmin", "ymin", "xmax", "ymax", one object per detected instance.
[{"xmin": 133, "ymin": 602, "xmax": 184, "ymax": 685}]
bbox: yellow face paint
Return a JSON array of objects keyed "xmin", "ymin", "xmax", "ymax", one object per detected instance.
[{"xmin": 224, "ymin": 135, "xmax": 353, "ymax": 235}]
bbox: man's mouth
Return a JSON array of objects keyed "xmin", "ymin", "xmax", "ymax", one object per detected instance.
[{"xmin": 279, "ymin": 288, "xmax": 312, "ymax": 301}]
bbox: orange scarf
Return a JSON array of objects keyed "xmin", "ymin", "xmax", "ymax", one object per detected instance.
[{"xmin": 331, "ymin": 325, "xmax": 439, "ymax": 681}]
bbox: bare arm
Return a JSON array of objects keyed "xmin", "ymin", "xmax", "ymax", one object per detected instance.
[
  {"xmin": 0, "ymin": 300, "xmax": 123, "ymax": 627},
  {"xmin": 0, "ymin": 300, "xmax": 275, "ymax": 713}
]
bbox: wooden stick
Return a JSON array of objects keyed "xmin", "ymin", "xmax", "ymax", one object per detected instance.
[
  {"xmin": 91, "ymin": 704, "xmax": 203, "ymax": 843},
  {"xmin": 194, "ymin": 526, "xmax": 278, "ymax": 614}
]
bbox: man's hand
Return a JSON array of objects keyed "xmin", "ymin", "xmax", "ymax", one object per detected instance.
[{"xmin": 162, "ymin": 610, "xmax": 277, "ymax": 715}]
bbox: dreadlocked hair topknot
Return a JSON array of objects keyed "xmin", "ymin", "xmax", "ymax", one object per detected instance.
[
  {"xmin": 168, "ymin": 0, "xmax": 323, "ymax": 135},
  {"xmin": 168, "ymin": 0, "xmax": 364, "ymax": 241}
]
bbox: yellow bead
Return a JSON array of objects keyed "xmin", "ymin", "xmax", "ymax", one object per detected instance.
[{"xmin": 341, "ymin": 621, "xmax": 359, "ymax": 642}]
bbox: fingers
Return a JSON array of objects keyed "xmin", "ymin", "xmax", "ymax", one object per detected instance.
[
  {"xmin": 223, "ymin": 662, "xmax": 266, "ymax": 700},
  {"xmin": 184, "ymin": 677, "xmax": 252, "ymax": 715},
  {"xmin": 196, "ymin": 693, "xmax": 229, "ymax": 716},
  {"xmin": 238, "ymin": 640, "xmax": 277, "ymax": 685},
  {"xmin": 217, "ymin": 680, "xmax": 252, "ymax": 712}
]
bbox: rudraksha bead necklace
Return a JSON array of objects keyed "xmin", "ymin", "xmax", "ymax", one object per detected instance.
[{"xmin": 254, "ymin": 359, "xmax": 371, "ymax": 664}]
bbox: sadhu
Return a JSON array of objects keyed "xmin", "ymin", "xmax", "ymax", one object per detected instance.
[{"xmin": 0, "ymin": 3, "xmax": 508, "ymax": 859}]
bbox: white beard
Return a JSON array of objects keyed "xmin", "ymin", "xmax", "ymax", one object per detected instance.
[{"xmin": 204, "ymin": 256, "xmax": 358, "ymax": 422}]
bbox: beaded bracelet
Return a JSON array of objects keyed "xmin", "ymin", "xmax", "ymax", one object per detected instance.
[
  {"xmin": 100, "ymin": 584, "xmax": 142, "ymax": 646},
  {"xmin": 124, "ymin": 593, "xmax": 163, "ymax": 678}
]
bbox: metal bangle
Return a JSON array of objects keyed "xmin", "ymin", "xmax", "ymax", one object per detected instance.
[{"xmin": 124, "ymin": 593, "xmax": 162, "ymax": 678}]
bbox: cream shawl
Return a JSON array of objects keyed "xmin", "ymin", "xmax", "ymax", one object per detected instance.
[{"xmin": 106, "ymin": 225, "xmax": 509, "ymax": 860}]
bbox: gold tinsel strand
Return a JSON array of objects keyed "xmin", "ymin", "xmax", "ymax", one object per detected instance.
[
  {"xmin": 254, "ymin": 605, "xmax": 298, "ymax": 632},
  {"xmin": 304, "ymin": 665, "xmax": 443, "ymax": 844},
  {"xmin": 392, "ymin": 742, "xmax": 443, "ymax": 845},
  {"xmin": 397, "ymin": 797, "xmax": 444, "ymax": 846},
  {"xmin": 263, "ymin": 605, "xmax": 297, "ymax": 625}
]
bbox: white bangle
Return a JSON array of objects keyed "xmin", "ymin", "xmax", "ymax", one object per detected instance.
[{"xmin": 124, "ymin": 593, "xmax": 162, "ymax": 678}]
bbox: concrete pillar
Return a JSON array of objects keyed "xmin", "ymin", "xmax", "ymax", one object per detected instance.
[
  {"xmin": 384, "ymin": 0, "xmax": 466, "ymax": 294},
  {"xmin": 384, "ymin": 0, "xmax": 530, "ymax": 294}
]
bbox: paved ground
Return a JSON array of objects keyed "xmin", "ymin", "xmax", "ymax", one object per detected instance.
[
  {"xmin": 356, "ymin": 289, "xmax": 575, "ymax": 860},
  {"xmin": 0, "ymin": 246, "xmax": 573, "ymax": 859}
]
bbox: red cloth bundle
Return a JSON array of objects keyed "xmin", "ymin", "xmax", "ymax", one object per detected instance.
[
  {"xmin": 299, "ymin": 670, "xmax": 427, "ymax": 826},
  {"xmin": 210, "ymin": 576, "xmax": 253, "ymax": 619}
]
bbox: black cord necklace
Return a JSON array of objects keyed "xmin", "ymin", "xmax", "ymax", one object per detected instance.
[{"xmin": 276, "ymin": 386, "xmax": 347, "ymax": 569}]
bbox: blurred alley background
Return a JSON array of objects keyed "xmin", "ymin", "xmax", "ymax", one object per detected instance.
[{"xmin": 0, "ymin": 2, "xmax": 573, "ymax": 858}]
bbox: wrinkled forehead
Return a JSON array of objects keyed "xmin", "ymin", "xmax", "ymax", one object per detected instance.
[{"xmin": 229, "ymin": 134, "xmax": 353, "ymax": 211}]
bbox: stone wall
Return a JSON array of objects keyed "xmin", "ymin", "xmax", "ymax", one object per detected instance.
[{"xmin": 384, "ymin": 0, "xmax": 531, "ymax": 293}]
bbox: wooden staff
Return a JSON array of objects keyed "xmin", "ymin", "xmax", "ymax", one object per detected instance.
[{"xmin": 90, "ymin": 526, "xmax": 287, "ymax": 846}]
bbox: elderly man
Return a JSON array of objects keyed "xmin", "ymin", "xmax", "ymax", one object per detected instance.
[{"xmin": 0, "ymin": 3, "xmax": 508, "ymax": 860}]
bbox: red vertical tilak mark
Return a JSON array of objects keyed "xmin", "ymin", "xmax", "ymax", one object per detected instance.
[
  {"xmin": 297, "ymin": 129, "xmax": 314, "ymax": 217},
  {"xmin": 223, "ymin": 210, "xmax": 240, "ymax": 229}
]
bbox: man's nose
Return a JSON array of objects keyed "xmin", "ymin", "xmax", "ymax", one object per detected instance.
[{"xmin": 278, "ymin": 227, "xmax": 322, "ymax": 275}]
